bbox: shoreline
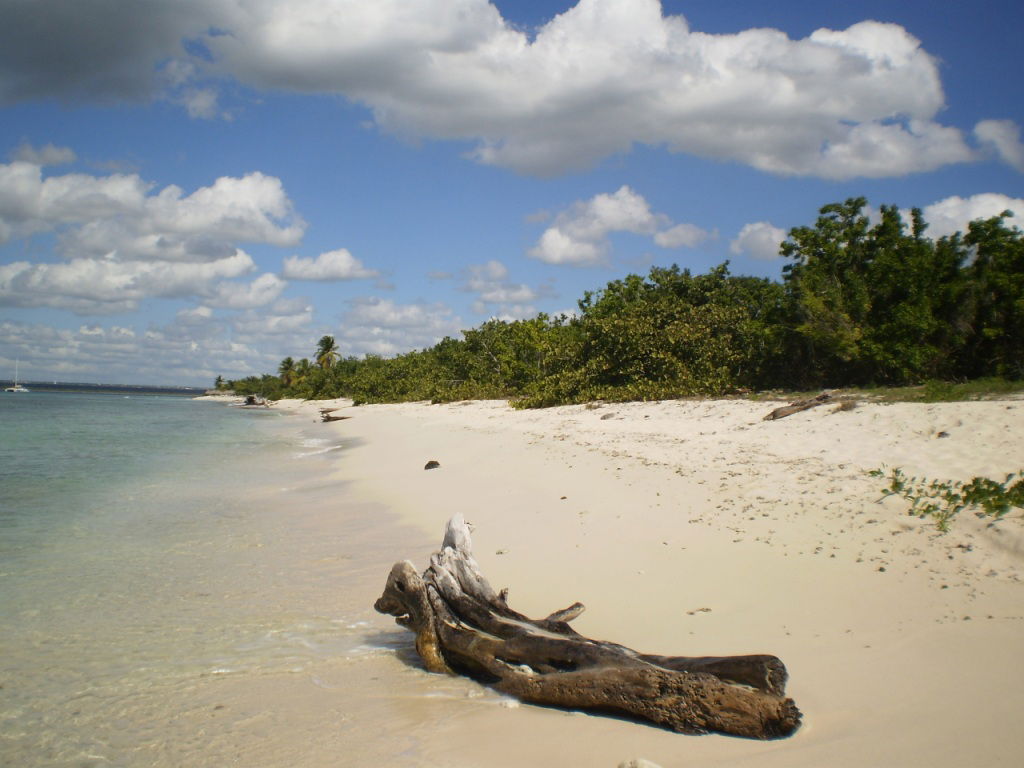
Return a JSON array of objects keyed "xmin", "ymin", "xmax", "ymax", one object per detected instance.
[
  {"xmin": 3, "ymin": 395, "xmax": 435, "ymax": 768},
  {"xmin": 261, "ymin": 395, "xmax": 1023, "ymax": 766}
]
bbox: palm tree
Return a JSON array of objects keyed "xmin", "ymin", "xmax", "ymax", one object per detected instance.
[
  {"xmin": 214, "ymin": 375, "xmax": 225, "ymax": 390},
  {"xmin": 278, "ymin": 356, "xmax": 296, "ymax": 388},
  {"xmin": 316, "ymin": 335, "xmax": 339, "ymax": 370}
]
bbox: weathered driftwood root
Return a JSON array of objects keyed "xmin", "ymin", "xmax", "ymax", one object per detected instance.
[
  {"xmin": 763, "ymin": 392, "xmax": 832, "ymax": 421},
  {"xmin": 374, "ymin": 514, "xmax": 801, "ymax": 739}
]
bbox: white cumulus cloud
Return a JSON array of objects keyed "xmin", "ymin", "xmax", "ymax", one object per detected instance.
[
  {"xmin": 205, "ymin": 272, "xmax": 287, "ymax": 310},
  {"xmin": 730, "ymin": 221, "xmax": 788, "ymax": 261},
  {"xmin": 337, "ymin": 296, "xmax": 462, "ymax": 356},
  {"xmin": 461, "ymin": 260, "xmax": 543, "ymax": 318},
  {"xmin": 176, "ymin": 305, "xmax": 214, "ymax": 323},
  {"xmin": 974, "ymin": 120, "xmax": 1024, "ymax": 172},
  {"xmin": 231, "ymin": 297, "xmax": 315, "ymax": 344},
  {"xmin": 0, "ymin": 250, "xmax": 256, "ymax": 315},
  {"xmin": 281, "ymin": 248, "xmax": 378, "ymax": 281},
  {"xmin": 0, "ymin": 153, "xmax": 308, "ymax": 315},
  {"xmin": 918, "ymin": 193, "xmax": 1024, "ymax": 240},
  {"xmin": 654, "ymin": 223, "xmax": 713, "ymax": 249},
  {"xmin": 529, "ymin": 185, "xmax": 710, "ymax": 266},
  {"xmin": 0, "ymin": 158, "xmax": 305, "ymax": 257},
  {"xmin": 0, "ymin": 1, "xmax": 1002, "ymax": 179},
  {"xmin": 215, "ymin": 3, "xmax": 980, "ymax": 177}
]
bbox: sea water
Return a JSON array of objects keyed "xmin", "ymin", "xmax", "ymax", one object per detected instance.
[{"xmin": 0, "ymin": 392, "xmax": 452, "ymax": 767}]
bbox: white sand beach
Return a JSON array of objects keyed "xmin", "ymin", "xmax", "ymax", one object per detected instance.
[{"xmin": 257, "ymin": 395, "xmax": 1024, "ymax": 767}]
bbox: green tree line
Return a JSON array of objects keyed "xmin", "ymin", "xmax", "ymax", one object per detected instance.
[{"xmin": 220, "ymin": 198, "xmax": 1023, "ymax": 407}]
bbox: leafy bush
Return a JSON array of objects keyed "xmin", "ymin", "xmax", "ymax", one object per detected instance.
[{"xmin": 869, "ymin": 466, "xmax": 1024, "ymax": 532}]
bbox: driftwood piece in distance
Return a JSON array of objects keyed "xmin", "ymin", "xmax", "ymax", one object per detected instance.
[
  {"xmin": 763, "ymin": 393, "xmax": 832, "ymax": 421},
  {"xmin": 319, "ymin": 408, "xmax": 350, "ymax": 422},
  {"xmin": 374, "ymin": 514, "xmax": 801, "ymax": 739}
]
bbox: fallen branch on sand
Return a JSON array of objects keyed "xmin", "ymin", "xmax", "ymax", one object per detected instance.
[
  {"xmin": 374, "ymin": 514, "xmax": 801, "ymax": 739},
  {"xmin": 319, "ymin": 408, "xmax": 350, "ymax": 422},
  {"xmin": 763, "ymin": 393, "xmax": 832, "ymax": 421}
]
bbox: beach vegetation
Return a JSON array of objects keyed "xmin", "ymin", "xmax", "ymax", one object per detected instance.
[
  {"xmin": 916, "ymin": 377, "xmax": 1024, "ymax": 402},
  {"xmin": 870, "ymin": 466, "xmax": 1024, "ymax": 532},
  {"xmin": 278, "ymin": 356, "xmax": 296, "ymax": 388},
  {"xmin": 316, "ymin": 335, "xmax": 340, "ymax": 370},
  {"xmin": 236, "ymin": 197, "xmax": 1023, "ymax": 408},
  {"xmin": 227, "ymin": 373, "xmax": 285, "ymax": 401}
]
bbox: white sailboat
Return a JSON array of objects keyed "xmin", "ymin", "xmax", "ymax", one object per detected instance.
[{"xmin": 5, "ymin": 359, "xmax": 29, "ymax": 392}]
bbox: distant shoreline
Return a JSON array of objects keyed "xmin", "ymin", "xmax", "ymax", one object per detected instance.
[{"xmin": 2, "ymin": 381, "xmax": 205, "ymax": 397}]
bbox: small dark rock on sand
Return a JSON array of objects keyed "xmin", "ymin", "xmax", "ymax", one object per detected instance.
[{"xmin": 424, "ymin": 460, "xmax": 441, "ymax": 470}]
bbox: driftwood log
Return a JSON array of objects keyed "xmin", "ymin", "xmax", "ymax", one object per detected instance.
[
  {"xmin": 763, "ymin": 393, "xmax": 832, "ymax": 421},
  {"xmin": 319, "ymin": 408, "xmax": 349, "ymax": 423},
  {"xmin": 374, "ymin": 514, "xmax": 801, "ymax": 738}
]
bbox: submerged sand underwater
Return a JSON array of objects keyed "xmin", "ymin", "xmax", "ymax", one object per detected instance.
[{"xmin": 0, "ymin": 402, "xmax": 463, "ymax": 767}]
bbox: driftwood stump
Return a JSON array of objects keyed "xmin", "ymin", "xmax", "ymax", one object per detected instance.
[{"xmin": 374, "ymin": 514, "xmax": 801, "ymax": 738}]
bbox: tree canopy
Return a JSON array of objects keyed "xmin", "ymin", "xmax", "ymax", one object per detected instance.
[{"xmin": 226, "ymin": 198, "xmax": 1023, "ymax": 407}]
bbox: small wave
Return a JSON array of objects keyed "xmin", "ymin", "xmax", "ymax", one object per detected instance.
[
  {"xmin": 311, "ymin": 675, "xmax": 343, "ymax": 690},
  {"xmin": 346, "ymin": 643, "xmax": 400, "ymax": 658},
  {"xmin": 293, "ymin": 444, "xmax": 342, "ymax": 459},
  {"xmin": 292, "ymin": 437, "xmax": 342, "ymax": 459},
  {"xmin": 333, "ymin": 620, "xmax": 371, "ymax": 630},
  {"xmin": 430, "ymin": 690, "xmax": 521, "ymax": 708}
]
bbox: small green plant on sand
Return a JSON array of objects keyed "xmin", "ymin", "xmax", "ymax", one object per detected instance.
[{"xmin": 868, "ymin": 466, "xmax": 1024, "ymax": 533}]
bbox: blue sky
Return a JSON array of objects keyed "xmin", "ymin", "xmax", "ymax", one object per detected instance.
[{"xmin": 1, "ymin": 0, "xmax": 1022, "ymax": 386}]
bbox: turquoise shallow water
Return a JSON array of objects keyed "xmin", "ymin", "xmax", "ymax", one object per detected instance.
[
  {"xmin": 0, "ymin": 392, "xmax": 283, "ymax": 551},
  {"xmin": 0, "ymin": 393, "xmax": 431, "ymax": 766},
  {"xmin": 0, "ymin": 393, "xmax": 515, "ymax": 767}
]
